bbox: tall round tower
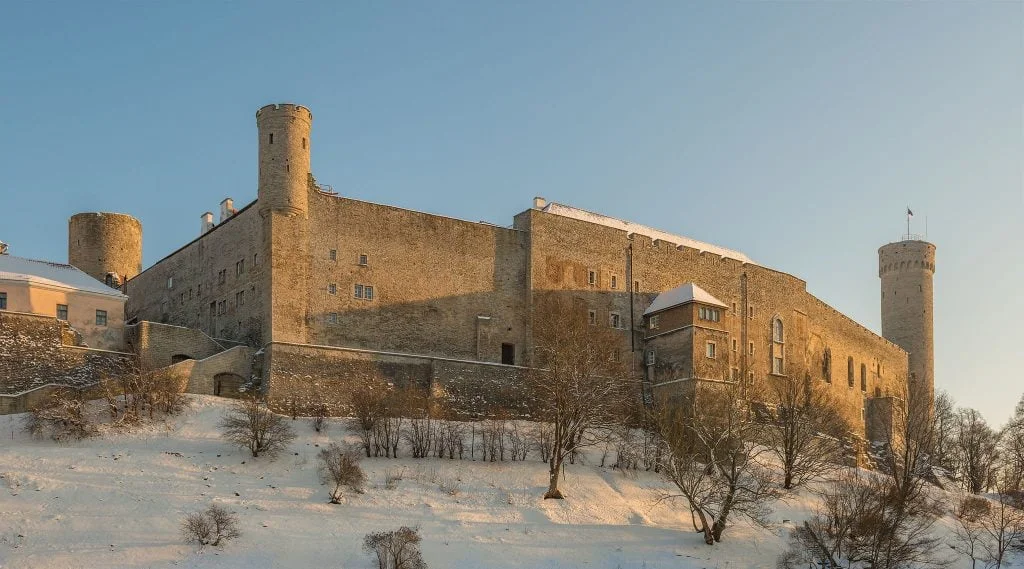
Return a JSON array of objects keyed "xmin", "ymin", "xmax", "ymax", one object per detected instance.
[
  {"xmin": 879, "ymin": 239, "xmax": 936, "ymax": 407},
  {"xmin": 68, "ymin": 212, "xmax": 143, "ymax": 288},
  {"xmin": 256, "ymin": 103, "xmax": 312, "ymax": 216}
]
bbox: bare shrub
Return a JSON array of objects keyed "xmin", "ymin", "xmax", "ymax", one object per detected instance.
[
  {"xmin": 953, "ymin": 495, "xmax": 992, "ymax": 569},
  {"xmin": 374, "ymin": 385, "xmax": 416, "ymax": 458},
  {"xmin": 404, "ymin": 387, "xmax": 438, "ymax": 459},
  {"xmin": 438, "ymin": 476, "xmax": 461, "ymax": 496},
  {"xmin": 317, "ymin": 443, "xmax": 366, "ymax": 503},
  {"xmin": 506, "ymin": 420, "xmax": 530, "ymax": 461},
  {"xmin": 479, "ymin": 416, "xmax": 508, "ymax": 462},
  {"xmin": 363, "ymin": 526, "xmax": 427, "ymax": 569},
  {"xmin": 350, "ymin": 375, "xmax": 389, "ymax": 457},
  {"xmin": 384, "ymin": 468, "xmax": 404, "ymax": 490},
  {"xmin": 219, "ymin": 396, "xmax": 295, "ymax": 458},
  {"xmin": 102, "ymin": 362, "xmax": 188, "ymax": 425},
  {"xmin": 24, "ymin": 388, "xmax": 96, "ymax": 442},
  {"xmin": 311, "ymin": 403, "xmax": 328, "ymax": 433},
  {"xmin": 533, "ymin": 422, "xmax": 553, "ymax": 463},
  {"xmin": 181, "ymin": 504, "xmax": 241, "ymax": 547},
  {"xmin": 436, "ymin": 419, "xmax": 466, "ymax": 460}
]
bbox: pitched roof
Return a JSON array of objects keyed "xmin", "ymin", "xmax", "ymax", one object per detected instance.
[
  {"xmin": 643, "ymin": 283, "xmax": 726, "ymax": 316},
  {"xmin": 0, "ymin": 255, "xmax": 126, "ymax": 298}
]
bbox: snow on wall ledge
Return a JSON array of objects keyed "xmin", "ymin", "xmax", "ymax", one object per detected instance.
[{"xmin": 539, "ymin": 202, "xmax": 755, "ymax": 264}]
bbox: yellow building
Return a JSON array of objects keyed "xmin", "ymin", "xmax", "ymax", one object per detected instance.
[{"xmin": 0, "ymin": 253, "xmax": 126, "ymax": 351}]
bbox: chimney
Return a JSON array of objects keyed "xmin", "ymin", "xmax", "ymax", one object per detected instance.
[
  {"xmin": 219, "ymin": 198, "xmax": 236, "ymax": 223},
  {"xmin": 201, "ymin": 212, "xmax": 215, "ymax": 235},
  {"xmin": 533, "ymin": 196, "xmax": 547, "ymax": 209},
  {"xmin": 0, "ymin": 240, "xmax": 8, "ymax": 255}
]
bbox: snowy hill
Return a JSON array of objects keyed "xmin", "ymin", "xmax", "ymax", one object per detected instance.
[{"xmin": 0, "ymin": 396, "xmax": 1008, "ymax": 568}]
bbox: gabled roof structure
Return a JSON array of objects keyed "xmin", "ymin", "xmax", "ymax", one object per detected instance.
[
  {"xmin": 643, "ymin": 282, "xmax": 726, "ymax": 316},
  {"xmin": 0, "ymin": 255, "xmax": 126, "ymax": 298}
]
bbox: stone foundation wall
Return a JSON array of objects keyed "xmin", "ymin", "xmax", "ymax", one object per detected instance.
[
  {"xmin": 126, "ymin": 321, "xmax": 229, "ymax": 370},
  {"xmin": 0, "ymin": 311, "xmax": 133, "ymax": 413},
  {"xmin": 162, "ymin": 345, "xmax": 255, "ymax": 397},
  {"xmin": 264, "ymin": 342, "xmax": 529, "ymax": 419}
]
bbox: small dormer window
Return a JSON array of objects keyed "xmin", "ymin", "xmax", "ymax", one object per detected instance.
[{"xmin": 699, "ymin": 306, "xmax": 720, "ymax": 322}]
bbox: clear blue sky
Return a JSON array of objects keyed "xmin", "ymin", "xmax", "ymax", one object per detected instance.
[{"xmin": 1, "ymin": 2, "xmax": 1020, "ymax": 424}]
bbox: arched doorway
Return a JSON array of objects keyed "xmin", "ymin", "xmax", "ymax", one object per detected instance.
[
  {"xmin": 171, "ymin": 354, "xmax": 193, "ymax": 364},
  {"xmin": 214, "ymin": 373, "xmax": 245, "ymax": 398}
]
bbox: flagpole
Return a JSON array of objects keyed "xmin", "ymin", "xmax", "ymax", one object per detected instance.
[{"xmin": 906, "ymin": 207, "xmax": 910, "ymax": 239}]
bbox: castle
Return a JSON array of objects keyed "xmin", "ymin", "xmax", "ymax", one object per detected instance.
[{"xmin": 3, "ymin": 103, "xmax": 935, "ymax": 437}]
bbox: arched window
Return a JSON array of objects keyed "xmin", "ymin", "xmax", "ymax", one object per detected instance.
[
  {"xmin": 860, "ymin": 364, "xmax": 867, "ymax": 392},
  {"xmin": 771, "ymin": 318, "xmax": 785, "ymax": 375},
  {"xmin": 822, "ymin": 348, "xmax": 832, "ymax": 383},
  {"xmin": 847, "ymin": 357, "xmax": 854, "ymax": 388}
]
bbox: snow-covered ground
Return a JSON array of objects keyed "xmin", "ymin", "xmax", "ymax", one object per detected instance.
[{"xmin": 0, "ymin": 396, "xmax": 1007, "ymax": 568}]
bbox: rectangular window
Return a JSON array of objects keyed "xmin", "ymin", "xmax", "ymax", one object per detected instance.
[
  {"xmin": 0, "ymin": 292, "xmax": 6, "ymax": 310},
  {"xmin": 180, "ymin": 292, "xmax": 185, "ymax": 303},
  {"xmin": 648, "ymin": 315, "xmax": 659, "ymax": 330},
  {"xmin": 253, "ymin": 253, "xmax": 258, "ymax": 266},
  {"xmin": 95, "ymin": 310, "xmax": 107, "ymax": 326},
  {"xmin": 329, "ymin": 249, "xmax": 337, "ymax": 261},
  {"xmin": 218, "ymin": 300, "xmax": 226, "ymax": 315},
  {"xmin": 706, "ymin": 342, "xmax": 716, "ymax": 359},
  {"xmin": 610, "ymin": 275, "xmax": 617, "ymax": 289},
  {"xmin": 773, "ymin": 357, "xmax": 784, "ymax": 375},
  {"xmin": 328, "ymin": 283, "xmax": 337, "ymax": 295},
  {"xmin": 749, "ymin": 306, "xmax": 754, "ymax": 318},
  {"xmin": 634, "ymin": 281, "xmax": 640, "ymax": 292},
  {"xmin": 749, "ymin": 342, "xmax": 755, "ymax": 355},
  {"xmin": 732, "ymin": 339, "xmax": 738, "ymax": 352},
  {"xmin": 588, "ymin": 270, "xmax": 596, "ymax": 286},
  {"xmin": 588, "ymin": 309, "xmax": 597, "ymax": 326},
  {"xmin": 56, "ymin": 304, "xmax": 68, "ymax": 321},
  {"xmin": 358, "ymin": 254, "xmax": 368, "ymax": 266},
  {"xmin": 236, "ymin": 259, "xmax": 245, "ymax": 275},
  {"xmin": 646, "ymin": 349, "xmax": 656, "ymax": 366},
  {"xmin": 167, "ymin": 277, "xmax": 174, "ymax": 289},
  {"xmin": 501, "ymin": 343, "xmax": 515, "ymax": 365},
  {"xmin": 328, "ymin": 312, "xmax": 338, "ymax": 324},
  {"xmin": 236, "ymin": 290, "xmax": 244, "ymax": 306},
  {"xmin": 731, "ymin": 368, "xmax": 739, "ymax": 381},
  {"xmin": 699, "ymin": 307, "xmax": 720, "ymax": 322},
  {"xmin": 610, "ymin": 312, "xmax": 621, "ymax": 328},
  {"xmin": 364, "ymin": 286, "xmax": 374, "ymax": 300},
  {"xmin": 269, "ymin": 133, "xmax": 274, "ymax": 144},
  {"xmin": 218, "ymin": 269, "xmax": 226, "ymax": 284},
  {"xmin": 354, "ymin": 284, "xmax": 363, "ymax": 299}
]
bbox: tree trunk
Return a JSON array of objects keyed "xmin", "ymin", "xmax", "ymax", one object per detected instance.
[
  {"xmin": 544, "ymin": 459, "xmax": 564, "ymax": 499},
  {"xmin": 694, "ymin": 509, "xmax": 714, "ymax": 545},
  {"xmin": 711, "ymin": 489, "xmax": 735, "ymax": 542}
]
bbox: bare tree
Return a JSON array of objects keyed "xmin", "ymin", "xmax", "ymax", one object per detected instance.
[
  {"xmin": 317, "ymin": 443, "xmax": 366, "ymax": 503},
  {"xmin": 978, "ymin": 489, "xmax": 1024, "ymax": 568},
  {"xmin": 653, "ymin": 382, "xmax": 777, "ymax": 545},
  {"xmin": 930, "ymin": 390, "xmax": 959, "ymax": 476},
  {"xmin": 528, "ymin": 296, "xmax": 633, "ymax": 499},
  {"xmin": 999, "ymin": 394, "xmax": 1024, "ymax": 491},
  {"xmin": 759, "ymin": 375, "xmax": 850, "ymax": 489},
  {"xmin": 311, "ymin": 402, "xmax": 328, "ymax": 433},
  {"xmin": 955, "ymin": 408, "xmax": 1000, "ymax": 494},
  {"xmin": 219, "ymin": 396, "xmax": 296, "ymax": 458},
  {"xmin": 363, "ymin": 526, "xmax": 427, "ymax": 569},
  {"xmin": 181, "ymin": 504, "xmax": 241, "ymax": 547},
  {"xmin": 953, "ymin": 495, "xmax": 992, "ymax": 569}
]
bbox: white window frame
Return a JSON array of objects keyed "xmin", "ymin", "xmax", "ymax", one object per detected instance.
[
  {"xmin": 95, "ymin": 309, "xmax": 107, "ymax": 327},
  {"xmin": 358, "ymin": 254, "xmax": 368, "ymax": 266},
  {"xmin": 588, "ymin": 270, "xmax": 596, "ymax": 286},
  {"xmin": 354, "ymin": 284, "xmax": 364, "ymax": 299},
  {"xmin": 648, "ymin": 314, "xmax": 659, "ymax": 330},
  {"xmin": 706, "ymin": 341, "xmax": 716, "ymax": 359},
  {"xmin": 609, "ymin": 312, "xmax": 621, "ymax": 329},
  {"xmin": 328, "ymin": 283, "xmax": 337, "ymax": 295}
]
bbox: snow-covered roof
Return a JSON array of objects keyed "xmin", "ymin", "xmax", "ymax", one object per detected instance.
[
  {"xmin": 0, "ymin": 255, "xmax": 126, "ymax": 298},
  {"xmin": 643, "ymin": 283, "xmax": 726, "ymax": 316},
  {"xmin": 538, "ymin": 202, "xmax": 755, "ymax": 264}
]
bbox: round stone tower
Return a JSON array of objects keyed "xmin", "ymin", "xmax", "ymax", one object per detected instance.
[
  {"xmin": 68, "ymin": 212, "xmax": 143, "ymax": 288},
  {"xmin": 256, "ymin": 103, "xmax": 312, "ymax": 217},
  {"xmin": 879, "ymin": 239, "xmax": 936, "ymax": 407}
]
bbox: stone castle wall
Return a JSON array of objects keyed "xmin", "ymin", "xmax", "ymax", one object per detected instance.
[
  {"xmin": 125, "ymin": 321, "xmax": 232, "ymax": 370},
  {"xmin": 124, "ymin": 203, "xmax": 265, "ymax": 346}
]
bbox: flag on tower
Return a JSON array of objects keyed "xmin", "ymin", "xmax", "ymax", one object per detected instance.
[{"xmin": 907, "ymin": 207, "xmax": 914, "ymax": 217}]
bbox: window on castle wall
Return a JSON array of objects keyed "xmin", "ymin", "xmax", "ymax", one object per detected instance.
[
  {"xmin": 611, "ymin": 275, "xmax": 618, "ymax": 289},
  {"xmin": 771, "ymin": 318, "xmax": 785, "ymax": 375},
  {"xmin": 634, "ymin": 281, "xmax": 639, "ymax": 292},
  {"xmin": 329, "ymin": 249, "xmax": 337, "ymax": 261},
  {"xmin": 610, "ymin": 312, "xmax": 621, "ymax": 328},
  {"xmin": 269, "ymin": 133, "xmax": 273, "ymax": 144},
  {"xmin": 359, "ymin": 254, "xmax": 368, "ymax": 266},
  {"xmin": 749, "ymin": 342, "xmax": 754, "ymax": 355},
  {"xmin": 328, "ymin": 312, "xmax": 338, "ymax": 324},
  {"xmin": 588, "ymin": 270, "xmax": 596, "ymax": 286},
  {"xmin": 365, "ymin": 286, "xmax": 374, "ymax": 300},
  {"xmin": 354, "ymin": 284, "xmax": 363, "ymax": 299},
  {"xmin": 328, "ymin": 283, "xmax": 337, "ymax": 295},
  {"xmin": 822, "ymin": 347, "xmax": 832, "ymax": 383},
  {"xmin": 848, "ymin": 357, "xmax": 855, "ymax": 388},
  {"xmin": 860, "ymin": 364, "xmax": 867, "ymax": 392},
  {"xmin": 732, "ymin": 339, "xmax": 737, "ymax": 352},
  {"xmin": 0, "ymin": 292, "xmax": 6, "ymax": 310},
  {"xmin": 236, "ymin": 259, "xmax": 244, "ymax": 275},
  {"xmin": 236, "ymin": 290, "xmax": 244, "ymax": 306},
  {"xmin": 588, "ymin": 310, "xmax": 597, "ymax": 326},
  {"xmin": 302, "ymin": 137, "xmax": 306, "ymax": 149},
  {"xmin": 648, "ymin": 314, "xmax": 659, "ymax": 330},
  {"xmin": 57, "ymin": 304, "xmax": 68, "ymax": 321},
  {"xmin": 167, "ymin": 277, "xmax": 174, "ymax": 289},
  {"xmin": 96, "ymin": 310, "xmax": 107, "ymax": 327},
  {"xmin": 706, "ymin": 342, "xmax": 716, "ymax": 359}
]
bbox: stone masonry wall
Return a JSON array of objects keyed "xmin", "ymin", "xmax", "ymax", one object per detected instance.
[
  {"xmin": 124, "ymin": 203, "xmax": 265, "ymax": 346},
  {"xmin": 162, "ymin": 345, "xmax": 254, "ymax": 397},
  {"xmin": 303, "ymin": 192, "xmax": 529, "ymax": 363},
  {"xmin": 126, "ymin": 321, "xmax": 229, "ymax": 370},
  {"xmin": 264, "ymin": 342, "xmax": 528, "ymax": 419},
  {"xmin": 0, "ymin": 311, "xmax": 133, "ymax": 413}
]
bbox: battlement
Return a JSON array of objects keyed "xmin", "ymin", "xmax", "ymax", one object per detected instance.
[
  {"xmin": 878, "ymin": 240, "xmax": 936, "ymax": 276},
  {"xmin": 256, "ymin": 103, "xmax": 312, "ymax": 121}
]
